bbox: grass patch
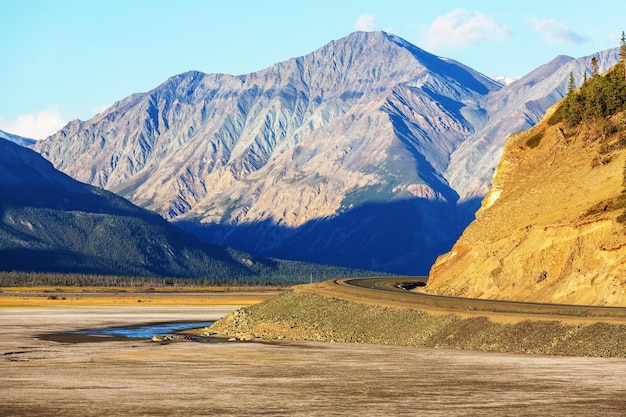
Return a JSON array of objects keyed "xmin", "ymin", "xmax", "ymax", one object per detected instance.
[
  {"xmin": 525, "ymin": 132, "xmax": 543, "ymax": 149},
  {"xmin": 583, "ymin": 196, "xmax": 626, "ymax": 218}
]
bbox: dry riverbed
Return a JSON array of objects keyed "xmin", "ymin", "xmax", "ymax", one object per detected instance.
[{"xmin": 2, "ymin": 297, "xmax": 626, "ymax": 415}]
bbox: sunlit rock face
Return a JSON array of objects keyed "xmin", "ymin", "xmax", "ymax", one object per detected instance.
[{"xmin": 427, "ymin": 103, "xmax": 626, "ymax": 306}]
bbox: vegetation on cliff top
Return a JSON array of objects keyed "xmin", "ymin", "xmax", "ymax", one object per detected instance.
[
  {"xmin": 550, "ymin": 32, "xmax": 626, "ymax": 128},
  {"xmin": 547, "ymin": 45, "xmax": 626, "ymax": 224}
]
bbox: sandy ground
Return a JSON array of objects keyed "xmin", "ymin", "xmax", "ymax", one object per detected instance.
[{"xmin": 2, "ymin": 305, "xmax": 626, "ymax": 416}]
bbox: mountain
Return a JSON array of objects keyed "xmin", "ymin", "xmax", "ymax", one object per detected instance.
[
  {"xmin": 32, "ymin": 31, "xmax": 620, "ymax": 274},
  {"xmin": 0, "ymin": 129, "xmax": 36, "ymax": 147},
  {"xmin": 426, "ymin": 64, "xmax": 626, "ymax": 306},
  {"xmin": 0, "ymin": 136, "xmax": 262, "ymax": 277}
]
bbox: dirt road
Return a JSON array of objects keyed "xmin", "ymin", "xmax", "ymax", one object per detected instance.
[{"xmin": 2, "ymin": 306, "xmax": 626, "ymax": 416}]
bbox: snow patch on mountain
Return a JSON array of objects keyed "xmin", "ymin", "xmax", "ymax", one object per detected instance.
[
  {"xmin": 491, "ymin": 75, "xmax": 518, "ymax": 85},
  {"xmin": 0, "ymin": 129, "xmax": 36, "ymax": 147}
]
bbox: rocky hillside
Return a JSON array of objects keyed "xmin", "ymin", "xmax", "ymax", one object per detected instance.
[
  {"xmin": 426, "ymin": 64, "xmax": 626, "ymax": 306},
  {"xmin": 446, "ymin": 49, "xmax": 619, "ymax": 204},
  {"xmin": 32, "ymin": 31, "xmax": 620, "ymax": 274}
]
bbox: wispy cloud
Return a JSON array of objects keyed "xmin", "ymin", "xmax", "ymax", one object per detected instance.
[
  {"xmin": 0, "ymin": 108, "xmax": 68, "ymax": 140},
  {"xmin": 527, "ymin": 17, "xmax": 586, "ymax": 45},
  {"xmin": 421, "ymin": 8, "xmax": 510, "ymax": 51},
  {"xmin": 354, "ymin": 14, "xmax": 376, "ymax": 31},
  {"xmin": 92, "ymin": 104, "xmax": 111, "ymax": 115}
]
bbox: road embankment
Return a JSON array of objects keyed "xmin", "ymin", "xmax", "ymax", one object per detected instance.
[{"xmin": 204, "ymin": 280, "xmax": 626, "ymax": 357}]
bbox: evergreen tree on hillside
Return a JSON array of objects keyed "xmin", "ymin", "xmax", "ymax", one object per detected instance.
[
  {"xmin": 591, "ymin": 56, "xmax": 599, "ymax": 77},
  {"xmin": 550, "ymin": 62, "xmax": 626, "ymax": 128},
  {"xmin": 619, "ymin": 31, "xmax": 626, "ymax": 80},
  {"xmin": 567, "ymin": 71, "xmax": 576, "ymax": 95}
]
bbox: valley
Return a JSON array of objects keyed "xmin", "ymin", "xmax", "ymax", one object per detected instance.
[{"xmin": 4, "ymin": 4, "xmax": 626, "ymax": 415}]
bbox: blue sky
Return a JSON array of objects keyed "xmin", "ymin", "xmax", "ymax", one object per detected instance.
[{"xmin": 2, "ymin": 0, "xmax": 625, "ymax": 139}]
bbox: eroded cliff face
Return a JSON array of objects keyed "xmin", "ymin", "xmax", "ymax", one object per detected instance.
[{"xmin": 426, "ymin": 108, "xmax": 626, "ymax": 306}]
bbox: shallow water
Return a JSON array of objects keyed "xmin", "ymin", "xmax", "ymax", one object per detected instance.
[{"xmin": 68, "ymin": 321, "xmax": 214, "ymax": 339}]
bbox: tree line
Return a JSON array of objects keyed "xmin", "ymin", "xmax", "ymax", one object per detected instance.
[
  {"xmin": 548, "ymin": 32, "xmax": 626, "ymax": 225},
  {"xmin": 0, "ymin": 271, "xmax": 291, "ymax": 288},
  {"xmin": 551, "ymin": 31, "xmax": 626, "ymax": 128}
]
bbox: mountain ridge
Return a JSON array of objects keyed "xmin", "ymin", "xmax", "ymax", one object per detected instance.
[
  {"xmin": 1, "ymin": 137, "xmax": 375, "ymax": 280},
  {"xmin": 0, "ymin": 129, "xmax": 35, "ymax": 147},
  {"xmin": 32, "ymin": 31, "xmax": 620, "ymax": 274}
]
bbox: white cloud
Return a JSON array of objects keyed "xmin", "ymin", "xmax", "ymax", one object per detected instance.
[
  {"xmin": 421, "ymin": 8, "xmax": 510, "ymax": 51},
  {"xmin": 92, "ymin": 104, "xmax": 111, "ymax": 115},
  {"xmin": 527, "ymin": 17, "xmax": 585, "ymax": 45},
  {"xmin": 0, "ymin": 108, "xmax": 68, "ymax": 140},
  {"xmin": 354, "ymin": 14, "xmax": 376, "ymax": 32}
]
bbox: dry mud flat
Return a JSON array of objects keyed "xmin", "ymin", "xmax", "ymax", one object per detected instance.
[{"xmin": 1, "ymin": 307, "xmax": 626, "ymax": 416}]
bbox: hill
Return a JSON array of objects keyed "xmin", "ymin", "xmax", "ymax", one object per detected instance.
[
  {"xmin": 0, "ymin": 137, "xmax": 257, "ymax": 277},
  {"xmin": 426, "ymin": 63, "xmax": 626, "ymax": 306}
]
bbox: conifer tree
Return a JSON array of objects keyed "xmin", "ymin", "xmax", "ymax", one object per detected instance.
[
  {"xmin": 619, "ymin": 31, "xmax": 626, "ymax": 80},
  {"xmin": 567, "ymin": 71, "xmax": 576, "ymax": 95},
  {"xmin": 591, "ymin": 56, "xmax": 599, "ymax": 77}
]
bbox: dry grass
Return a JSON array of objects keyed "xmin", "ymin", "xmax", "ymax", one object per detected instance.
[{"xmin": 0, "ymin": 286, "xmax": 282, "ymax": 307}]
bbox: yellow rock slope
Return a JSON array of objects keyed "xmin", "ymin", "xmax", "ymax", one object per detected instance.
[{"xmin": 426, "ymin": 108, "xmax": 626, "ymax": 305}]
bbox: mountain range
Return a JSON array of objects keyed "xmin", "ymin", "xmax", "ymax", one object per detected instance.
[{"xmin": 30, "ymin": 31, "xmax": 620, "ymax": 274}]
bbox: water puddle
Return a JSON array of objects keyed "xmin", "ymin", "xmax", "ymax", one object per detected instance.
[{"xmin": 39, "ymin": 321, "xmax": 222, "ymax": 343}]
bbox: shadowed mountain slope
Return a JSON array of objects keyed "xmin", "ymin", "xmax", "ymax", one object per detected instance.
[{"xmin": 0, "ymin": 137, "xmax": 262, "ymax": 277}]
